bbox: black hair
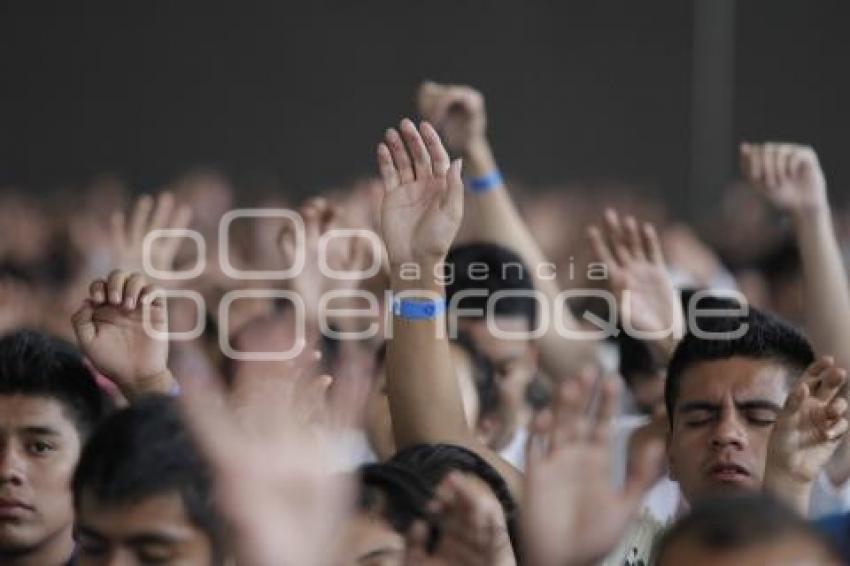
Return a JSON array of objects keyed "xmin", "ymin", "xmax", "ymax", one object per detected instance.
[
  {"xmin": 445, "ymin": 243, "xmax": 537, "ymax": 330},
  {"xmin": 654, "ymin": 494, "xmax": 839, "ymax": 564},
  {"xmin": 357, "ymin": 463, "xmax": 435, "ymax": 545},
  {"xmin": 73, "ymin": 395, "xmax": 225, "ymax": 564},
  {"xmin": 665, "ymin": 300, "xmax": 814, "ymax": 425},
  {"xmin": 389, "ymin": 443, "xmax": 519, "ymax": 557},
  {"xmin": 0, "ymin": 329, "xmax": 111, "ymax": 439}
]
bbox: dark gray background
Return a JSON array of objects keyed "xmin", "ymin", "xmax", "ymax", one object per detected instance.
[{"xmin": 1, "ymin": 1, "xmax": 847, "ymax": 210}]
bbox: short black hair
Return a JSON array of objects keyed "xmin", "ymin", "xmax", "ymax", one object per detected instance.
[
  {"xmin": 0, "ymin": 329, "xmax": 111, "ymax": 439},
  {"xmin": 389, "ymin": 443, "xmax": 519, "ymax": 554},
  {"xmin": 654, "ymin": 494, "xmax": 838, "ymax": 564},
  {"xmin": 665, "ymin": 301, "xmax": 814, "ymax": 425},
  {"xmin": 357, "ymin": 463, "xmax": 435, "ymax": 544},
  {"xmin": 445, "ymin": 243, "xmax": 537, "ymax": 330},
  {"xmin": 73, "ymin": 395, "xmax": 224, "ymax": 563}
]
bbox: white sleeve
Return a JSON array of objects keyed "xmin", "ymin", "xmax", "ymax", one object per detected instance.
[{"xmin": 809, "ymin": 470, "xmax": 850, "ymax": 518}]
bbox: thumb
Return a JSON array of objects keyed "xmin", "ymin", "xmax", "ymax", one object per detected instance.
[{"xmin": 71, "ymin": 299, "xmax": 97, "ymax": 345}]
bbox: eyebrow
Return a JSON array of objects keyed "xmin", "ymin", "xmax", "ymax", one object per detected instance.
[
  {"xmin": 77, "ymin": 526, "xmax": 180, "ymax": 546},
  {"xmin": 678, "ymin": 400, "xmax": 783, "ymax": 413},
  {"xmin": 19, "ymin": 426, "xmax": 62, "ymax": 436}
]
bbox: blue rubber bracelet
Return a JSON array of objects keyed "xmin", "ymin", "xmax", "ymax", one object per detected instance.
[
  {"xmin": 467, "ymin": 170, "xmax": 503, "ymax": 193},
  {"xmin": 393, "ymin": 297, "xmax": 446, "ymax": 320}
]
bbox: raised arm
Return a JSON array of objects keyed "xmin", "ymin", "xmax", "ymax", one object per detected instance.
[
  {"xmin": 418, "ymin": 82, "xmax": 597, "ymax": 379},
  {"xmin": 741, "ymin": 142, "xmax": 850, "ymax": 485},
  {"xmin": 377, "ymin": 117, "xmax": 522, "ymax": 496}
]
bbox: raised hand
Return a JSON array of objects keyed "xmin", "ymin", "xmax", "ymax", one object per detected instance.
[
  {"xmin": 71, "ymin": 270, "xmax": 174, "ymax": 400},
  {"xmin": 740, "ymin": 142, "xmax": 828, "ymax": 217},
  {"xmin": 377, "ymin": 119, "xmax": 464, "ymax": 270},
  {"xmin": 589, "ymin": 209, "xmax": 684, "ymax": 359},
  {"xmin": 111, "ymin": 192, "xmax": 193, "ymax": 277},
  {"xmin": 765, "ymin": 356, "xmax": 849, "ymax": 512},
  {"xmin": 180, "ymin": 352, "xmax": 353, "ymax": 566},
  {"xmin": 522, "ymin": 373, "xmax": 664, "ymax": 566},
  {"xmin": 417, "ymin": 82, "xmax": 487, "ymax": 156},
  {"xmin": 406, "ymin": 471, "xmax": 516, "ymax": 566}
]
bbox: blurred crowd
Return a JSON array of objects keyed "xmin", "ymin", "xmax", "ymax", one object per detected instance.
[{"xmin": 1, "ymin": 81, "xmax": 849, "ymax": 566}]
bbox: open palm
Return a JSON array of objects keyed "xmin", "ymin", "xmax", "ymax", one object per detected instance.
[
  {"xmin": 589, "ymin": 209, "xmax": 683, "ymax": 338},
  {"xmin": 768, "ymin": 357, "xmax": 849, "ymax": 483},
  {"xmin": 377, "ymin": 119, "xmax": 463, "ymax": 268},
  {"xmin": 73, "ymin": 270, "xmax": 168, "ymax": 395},
  {"xmin": 740, "ymin": 143, "xmax": 828, "ymax": 215}
]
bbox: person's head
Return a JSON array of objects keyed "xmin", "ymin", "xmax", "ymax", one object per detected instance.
[
  {"xmin": 0, "ymin": 330, "xmax": 110, "ymax": 559},
  {"xmin": 334, "ymin": 463, "xmax": 434, "ymax": 566},
  {"xmin": 655, "ymin": 494, "xmax": 839, "ymax": 565},
  {"xmin": 445, "ymin": 243, "xmax": 539, "ymax": 449},
  {"xmin": 389, "ymin": 443, "xmax": 518, "ymax": 551},
  {"xmin": 617, "ymin": 331, "xmax": 666, "ymax": 416},
  {"xmin": 665, "ymin": 303, "xmax": 814, "ymax": 504},
  {"xmin": 73, "ymin": 395, "xmax": 225, "ymax": 566}
]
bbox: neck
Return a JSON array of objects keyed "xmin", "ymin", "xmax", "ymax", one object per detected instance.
[{"xmin": 0, "ymin": 524, "xmax": 75, "ymax": 566}]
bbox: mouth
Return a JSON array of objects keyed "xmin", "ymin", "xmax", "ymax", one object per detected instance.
[
  {"xmin": 0, "ymin": 498, "xmax": 33, "ymax": 519},
  {"xmin": 707, "ymin": 462, "xmax": 751, "ymax": 484}
]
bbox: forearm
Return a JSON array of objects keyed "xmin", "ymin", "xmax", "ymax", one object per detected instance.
[
  {"xmin": 794, "ymin": 207, "xmax": 850, "ymax": 370},
  {"xmin": 793, "ymin": 208, "xmax": 850, "ymax": 486},
  {"xmin": 464, "ymin": 139, "xmax": 597, "ymax": 378},
  {"xmin": 386, "ymin": 264, "xmax": 522, "ymax": 496},
  {"xmin": 386, "ymin": 269, "xmax": 469, "ymax": 446},
  {"xmin": 763, "ymin": 471, "xmax": 813, "ymax": 516},
  {"xmin": 122, "ymin": 368, "xmax": 177, "ymax": 402}
]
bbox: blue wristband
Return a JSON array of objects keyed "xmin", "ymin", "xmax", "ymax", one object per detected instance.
[
  {"xmin": 467, "ymin": 170, "xmax": 503, "ymax": 193},
  {"xmin": 393, "ymin": 297, "xmax": 446, "ymax": 320}
]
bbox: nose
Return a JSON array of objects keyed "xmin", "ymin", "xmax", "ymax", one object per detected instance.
[
  {"xmin": 710, "ymin": 410, "xmax": 746, "ymax": 450},
  {"xmin": 0, "ymin": 442, "xmax": 26, "ymax": 486}
]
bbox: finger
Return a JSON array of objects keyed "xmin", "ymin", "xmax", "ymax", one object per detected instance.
[
  {"xmin": 442, "ymin": 158, "xmax": 464, "ymax": 218},
  {"xmin": 551, "ymin": 379, "xmax": 584, "ymax": 448},
  {"xmin": 774, "ymin": 144, "xmax": 792, "ymax": 187},
  {"xmin": 588, "ymin": 225, "xmax": 619, "ymax": 269},
  {"xmin": 106, "ymin": 269, "xmax": 129, "ymax": 305},
  {"xmin": 157, "ymin": 204, "xmax": 193, "ymax": 265},
  {"xmin": 385, "ymin": 128, "xmax": 415, "ymax": 184},
  {"xmin": 591, "ymin": 378, "xmax": 620, "ymax": 443},
  {"xmin": 421, "ymin": 121, "xmax": 451, "ymax": 176},
  {"xmin": 739, "ymin": 142, "xmax": 755, "ymax": 182},
  {"xmin": 376, "ymin": 142, "xmax": 400, "ymax": 191},
  {"xmin": 814, "ymin": 367, "xmax": 847, "ymax": 404},
  {"xmin": 604, "ymin": 208, "xmax": 632, "ymax": 264},
  {"xmin": 416, "ymin": 80, "xmax": 439, "ymax": 119},
  {"xmin": 763, "ymin": 143, "xmax": 778, "ymax": 190},
  {"xmin": 624, "ymin": 216, "xmax": 646, "ymax": 262},
  {"xmin": 642, "ymin": 222, "xmax": 664, "ymax": 265},
  {"xmin": 71, "ymin": 299, "xmax": 97, "ymax": 344},
  {"xmin": 110, "ymin": 211, "xmax": 127, "ymax": 252},
  {"xmin": 89, "ymin": 279, "xmax": 107, "ymax": 304},
  {"xmin": 747, "ymin": 143, "xmax": 764, "ymax": 185},
  {"xmin": 802, "ymin": 357, "xmax": 834, "ymax": 386},
  {"xmin": 784, "ymin": 380, "xmax": 809, "ymax": 414},
  {"xmin": 122, "ymin": 272, "xmax": 147, "ymax": 310},
  {"xmin": 823, "ymin": 418, "xmax": 849, "ymax": 442},
  {"xmin": 139, "ymin": 284, "xmax": 166, "ymax": 309},
  {"xmin": 825, "ymin": 397, "xmax": 849, "ymax": 422},
  {"xmin": 405, "ymin": 520, "xmax": 432, "ymax": 565},
  {"xmin": 400, "ymin": 118, "xmax": 432, "ymax": 180},
  {"xmin": 149, "ymin": 192, "xmax": 176, "ymax": 233},
  {"xmin": 129, "ymin": 195, "xmax": 154, "ymax": 245}
]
